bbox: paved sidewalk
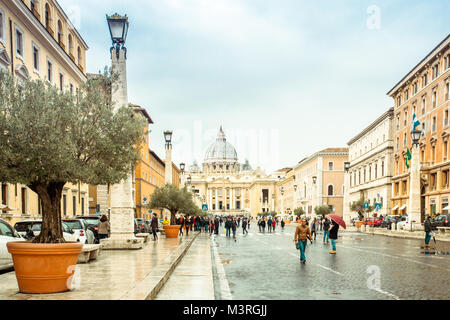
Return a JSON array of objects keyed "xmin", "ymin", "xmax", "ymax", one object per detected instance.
[
  {"xmin": 155, "ymin": 233, "xmax": 214, "ymax": 300},
  {"xmin": 0, "ymin": 232, "xmax": 199, "ymax": 300}
]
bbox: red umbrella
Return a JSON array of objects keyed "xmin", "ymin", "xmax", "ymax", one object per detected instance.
[{"xmin": 329, "ymin": 214, "xmax": 346, "ymax": 230}]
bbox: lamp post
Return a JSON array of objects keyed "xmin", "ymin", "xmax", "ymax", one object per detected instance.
[
  {"xmin": 343, "ymin": 161, "xmax": 351, "ymax": 225},
  {"xmin": 102, "ymin": 13, "xmax": 143, "ymax": 249},
  {"xmin": 164, "ymin": 131, "xmax": 173, "ymax": 186},
  {"xmin": 280, "ymin": 187, "xmax": 285, "ymax": 215},
  {"xmin": 409, "ymin": 129, "xmax": 422, "ymax": 231},
  {"xmin": 180, "ymin": 163, "xmax": 185, "ymax": 187},
  {"xmin": 293, "ymin": 184, "xmax": 297, "ymax": 214}
]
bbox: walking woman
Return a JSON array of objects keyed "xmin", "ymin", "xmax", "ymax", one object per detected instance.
[
  {"xmin": 329, "ymin": 219, "xmax": 340, "ymax": 254},
  {"xmin": 424, "ymin": 215, "xmax": 432, "ymax": 249},
  {"xmin": 323, "ymin": 217, "xmax": 330, "ymax": 243},
  {"xmin": 150, "ymin": 213, "xmax": 159, "ymax": 241},
  {"xmin": 98, "ymin": 215, "xmax": 110, "ymax": 240},
  {"xmin": 294, "ymin": 219, "xmax": 313, "ymax": 264}
]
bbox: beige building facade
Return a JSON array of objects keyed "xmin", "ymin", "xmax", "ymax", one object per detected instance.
[
  {"xmin": 0, "ymin": 0, "xmax": 89, "ymax": 226},
  {"xmin": 345, "ymin": 108, "xmax": 395, "ymax": 221},
  {"xmin": 293, "ymin": 148, "xmax": 349, "ymax": 218}
]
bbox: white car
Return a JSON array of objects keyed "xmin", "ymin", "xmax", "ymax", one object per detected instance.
[
  {"xmin": 0, "ymin": 219, "xmax": 25, "ymax": 271},
  {"xmin": 63, "ymin": 219, "xmax": 95, "ymax": 244},
  {"xmin": 396, "ymin": 217, "xmax": 410, "ymax": 230},
  {"xmin": 30, "ymin": 222, "xmax": 80, "ymax": 242}
]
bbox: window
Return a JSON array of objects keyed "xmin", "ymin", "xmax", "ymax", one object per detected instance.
[
  {"xmin": 422, "ymin": 98, "xmax": 426, "ymax": 115},
  {"xmin": 405, "ymin": 89, "xmax": 409, "ymax": 100},
  {"xmin": 63, "ymin": 194, "xmax": 67, "ymax": 216},
  {"xmin": 15, "ymin": 25, "xmax": 24, "ymax": 58},
  {"xmin": 0, "ymin": 8, "xmax": 5, "ymax": 44},
  {"xmin": 59, "ymin": 72, "xmax": 64, "ymax": 91},
  {"xmin": 446, "ymin": 82, "xmax": 449, "ymax": 101},
  {"xmin": 432, "ymin": 116, "xmax": 437, "ymax": 133},
  {"xmin": 396, "ymin": 137, "xmax": 399, "ymax": 150},
  {"xmin": 72, "ymin": 195, "xmax": 76, "ymax": 215},
  {"xmin": 32, "ymin": 43, "xmax": 40, "ymax": 72},
  {"xmin": 413, "ymin": 81, "xmax": 418, "ymax": 95},
  {"xmin": 432, "ymin": 89, "xmax": 437, "ymax": 108},
  {"xmin": 369, "ymin": 165, "xmax": 372, "ymax": 180},
  {"xmin": 327, "ymin": 185, "xmax": 334, "ymax": 196},
  {"xmin": 328, "ymin": 162, "xmax": 334, "ymax": 171},
  {"xmin": 45, "ymin": 3, "xmax": 51, "ymax": 30},
  {"xmin": 432, "ymin": 64, "xmax": 439, "ymax": 79},
  {"xmin": 47, "ymin": 58, "xmax": 53, "ymax": 83},
  {"xmin": 396, "ymin": 115, "xmax": 400, "ymax": 130},
  {"xmin": 68, "ymin": 34, "xmax": 73, "ymax": 55},
  {"xmin": 446, "ymin": 54, "xmax": 450, "ymax": 70},
  {"xmin": 422, "ymin": 73, "xmax": 428, "ymax": 88},
  {"xmin": 0, "ymin": 221, "xmax": 14, "ymax": 237},
  {"xmin": 57, "ymin": 20, "xmax": 63, "ymax": 44},
  {"xmin": 445, "ymin": 109, "xmax": 449, "ymax": 127},
  {"xmin": 404, "ymin": 110, "xmax": 408, "ymax": 126},
  {"xmin": 432, "ymin": 145, "xmax": 436, "ymax": 163},
  {"xmin": 77, "ymin": 46, "xmax": 82, "ymax": 65},
  {"xmin": 397, "ymin": 96, "xmax": 401, "ymax": 107},
  {"xmin": 444, "ymin": 141, "xmax": 448, "ymax": 162}
]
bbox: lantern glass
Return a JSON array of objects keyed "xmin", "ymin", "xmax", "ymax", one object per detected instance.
[
  {"xmin": 164, "ymin": 131, "xmax": 173, "ymax": 144},
  {"xmin": 344, "ymin": 162, "xmax": 350, "ymax": 172},
  {"xmin": 312, "ymin": 176, "xmax": 317, "ymax": 184},
  {"xmin": 106, "ymin": 14, "xmax": 129, "ymax": 44},
  {"xmin": 294, "ymin": 185, "xmax": 297, "ymax": 191},
  {"xmin": 411, "ymin": 130, "xmax": 421, "ymax": 145},
  {"xmin": 180, "ymin": 163, "xmax": 185, "ymax": 171}
]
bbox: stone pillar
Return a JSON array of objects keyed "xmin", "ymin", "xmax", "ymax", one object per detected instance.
[
  {"xmin": 408, "ymin": 145, "xmax": 421, "ymax": 231},
  {"xmin": 101, "ymin": 47, "xmax": 143, "ymax": 250}
]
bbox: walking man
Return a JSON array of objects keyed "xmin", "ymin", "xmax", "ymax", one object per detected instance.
[
  {"xmin": 323, "ymin": 217, "xmax": 330, "ymax": 243},
  {"xmin": 281, "ymin": 219, "xmax": 285, "ymax": 230},
  {"xmin": 179, "ymin": 215, "xmax": 184, "ymax": 236},
  {"xmin": 294, "ymin": 219, "xmax": 313, "ymax": 264},
  {"xmin": 311, "ymin": 218, "xmax": 318, "ymax": 241},
  {"xmin": 232, "ymin": 218, "xmax": 237, "ymax": 239},
  {"xmin": 225, "ymin": 217, "xmax": 232, "ymax": 237},
  {"xmin": 424, "ymin": 215, "xmax": 432, "ymax": 249},
  {"xmin": 329, "ymin": 219, "xmax": 340, "ymax": 254},
  {"xmin": 215, "ymin": 217, "xmax": 220, "ymax": 235},
  {"xmin": 268, "ymin": 217, "xmax": 273, "ymax": 233},
  {"xmin": 261, "ymin": 218, "xmax": 266, "ymax": 233},
  {"xmin": 242, "ymin": 219, "xmax": 248, "ymax": 235}
]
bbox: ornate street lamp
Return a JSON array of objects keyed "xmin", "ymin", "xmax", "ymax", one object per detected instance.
[
  {"xmin": 294, "ymin": 185, "xmax": 297, "ymax": 192},
  {"xmin": 106, "ymin": 13, "xmax": 129, "ymax": 59},
  {"xmin": 164, "ymin": 130, "xmax": 173, "ymax": 147},
  {"xmin": 344, "ymin": 162, "xmax": 350, "ymax": 173},
  {"xmin": 187, "ymin": 175, "xmax": 192, "ymax": 185},
  {"xmin": 312, "ymin": 176, "xmax": 317, "ymax": 184},
  {"xmin": 180, "ymin": 163, "xmax": 185, "ymax": 173},
  {"xmin": 411, "ymin": 130, "xmax": 421, "ymax": 147}
]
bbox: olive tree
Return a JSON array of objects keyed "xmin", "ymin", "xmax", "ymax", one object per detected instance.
[
  {"xmin": 147, "ymin": 184, "xmax": 201, "ymax": 225},
  {"xmin": 0, "ymin": 69, "xmax": 147, "ymax": 243},
  {"xmin": 294, "ymin": 208, "xmax": 306, "ymax": 218},
  {"xmin": 314, "ymin": 205, "xmax": 332, "ymax": 218}
]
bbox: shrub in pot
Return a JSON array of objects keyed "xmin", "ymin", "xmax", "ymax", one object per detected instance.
[{"xmin": 0, "ymin": 69, "xmax": 146, "ymax": 293}]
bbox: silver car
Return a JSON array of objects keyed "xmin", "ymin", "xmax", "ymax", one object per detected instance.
[{"xmin": 0, "ymin": 219, "xmax": 25, "ymax": 271}]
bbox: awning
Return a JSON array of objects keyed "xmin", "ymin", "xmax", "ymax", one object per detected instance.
[
  {"xmin": 443, "ymin": 205, "xmax": 450, "ymax": 211},
  {"xmin": 400, "ymin": 205, "xmax": 407, "ymax": 210},
  {"xmin": 392, "ymin": 205, "xmax": 399, "ymax": 211}
]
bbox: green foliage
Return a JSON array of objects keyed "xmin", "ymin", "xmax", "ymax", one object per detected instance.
[
  {"xmin": 350, "ymin": 198, "xmax": 374, "ymax": 218},
  {"xmin": 257, "ymin": 212, "xmax": 269, "ymax": 217},
  {"xmin": 0, "ymin": 69, "xmax": 146, "ymax": 186},
  {"xmin": 314, "ymin": 205, "xmax": 332, "ymax": 217},
  {"xmin": 0, "ymin": 69, "xmax": 147, "ymax": 243},
  {"xmin": 294, "ymin": 207, "xmax": 306, "ymax": 217},
  {"xmin": 147, "ymin": 184, "xmax": 202, "ymax": 225}
]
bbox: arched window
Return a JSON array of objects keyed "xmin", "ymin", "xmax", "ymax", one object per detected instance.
[
  {"xmin": 45, "ymin": 4, "xmax": 51, "ymax": 30},
  {"xmin": 68, "ymin": 34, "xmax": 73, "ymax": 55},
  {"xmin": 328, "ymin": 185, "xmax": 334, "ymax": 196},
  {"xmin": 77, "ymin": 46, "xmax": 81, "ymax": 65},
  {"xmin": 57, "ymin": 20, "xmax": 63, "ymax": 44}
]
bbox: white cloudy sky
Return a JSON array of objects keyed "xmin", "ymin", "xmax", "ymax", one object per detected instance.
[{"xmin": 59, "ymin": 0, "xmax": 450, "ymax": 173}]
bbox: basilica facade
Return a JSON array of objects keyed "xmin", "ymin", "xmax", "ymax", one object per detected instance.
[{"xmin": 186, "ymin": 127, "xmax": 281, "ymax": 218}]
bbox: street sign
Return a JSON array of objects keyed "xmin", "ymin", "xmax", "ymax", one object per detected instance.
[
  {"xmin": 143, "ymin": 197, "xmax": 148, "ymax": 205},
  {"xmin": 363, "ymin": 202, "xmax": 369, "ymax": 209},
  {"xmin": 148, "ymin": 210, "xmax": 152, "ymax": 214},
  {"xmin": 202, "ymin": 204, "xmax": 208, "ymax": 212},
  {"xmin": 374, "ymin": 203, "xmax": 382, "ymax": 211}
]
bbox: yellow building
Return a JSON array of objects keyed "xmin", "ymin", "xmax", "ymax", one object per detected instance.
[
  {"xmin": 389, "ymin": 35, "xmax": 450, "ymax": 219},
  {"xmin": 0, "ymin": 0, "xmax": 89, "ymax": 225}
]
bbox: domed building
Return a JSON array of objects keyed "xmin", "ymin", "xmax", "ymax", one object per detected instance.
[{"xmin": 186, "ymin": 126, "xmax": 280, "ymax": 217}]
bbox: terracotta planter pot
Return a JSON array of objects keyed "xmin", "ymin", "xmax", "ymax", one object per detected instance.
[
  {"xmin": 163, "ymin": 225, "xmax": 181, "ymax": 238},
  {"xmin": 7, "ymin": 241, "xmax": 83, "ymax": 294},
  {"xmin": 285, "ymin": 220, "xmax": 291, "ymax": 225},
  {"xmin": 355, "ymin": 221, "xmax": 365, "ymax": 229}
]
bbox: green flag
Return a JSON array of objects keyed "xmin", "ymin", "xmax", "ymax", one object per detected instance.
[{"xmin": 405, "ymin": 148, "xmax": 412, "ymax": 169}]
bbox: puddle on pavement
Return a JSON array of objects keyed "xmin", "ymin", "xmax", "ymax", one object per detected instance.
[{"xmin": 222, "ymin": 259, "xmax": 233, "ymax": 265}]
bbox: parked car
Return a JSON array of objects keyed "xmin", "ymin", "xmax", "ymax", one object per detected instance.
[
  {"xmin": 135, "ymin": 218, "xmax": 146, "ymax": 233},
  {"xmin": 0, "ymin": 219, "xmax": 25, "ymax": 271},
  {"xmin": 431, "ymin": 214, "xmax": 450, "ymax": 230},
  {"xmin": 75, "ymin": 216, "xmax": 101, "ymax": 243},
  {"xmin": 14, "ymin": 220, "xmax": 80, "ymax": 242},
  {"xmin": 396, "ymin": 216, "xmax": 409, "ymax": 230},
  {"xmin": 134, "ymin": 219, "xmax": 139, "ymax": 234},
  {"xmin": 381, "ymin": 215, "xmax": 402, "ymax": 229},
  {"xmin": 63, "ymin": 219, "xmax": 95, "ymax": 244},
  {"xmin": 364, "ymin": 217, "xmax": 383, "ymax": 227}
]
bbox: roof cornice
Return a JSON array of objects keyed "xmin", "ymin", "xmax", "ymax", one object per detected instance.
[{"xmin": 347, "ymin": 107, "xmax": 394, "ymax": 146}]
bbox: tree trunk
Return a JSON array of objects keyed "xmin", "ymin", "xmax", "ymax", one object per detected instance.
[
  {"xmin": 170, "ymin": 210, "xmax": 178, "ymax": 226},
  {"xmin": 29, "ymin": 182, "xmax": 66, "ymax": 244}
]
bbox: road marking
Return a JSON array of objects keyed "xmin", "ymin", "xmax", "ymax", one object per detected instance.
[
  {"xmin": 373, "ymin": 288, "xmax": 400, "ymax": 300},
  {"xmin": 316, "ymin": 264, "xmax": 343, "ymax": 276},
  {"xmin": 211, "ymin": 238, "xmax": 232, "ymax": 300}
]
